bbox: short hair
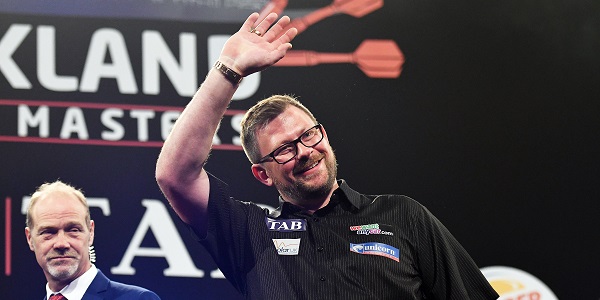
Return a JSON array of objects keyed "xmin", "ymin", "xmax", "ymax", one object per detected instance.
[
  {"xmin": 26, "ymin": 180, "xmax": 90, "ymax": 228},
  {"xmin": 240, "ymin": 94, "xmax": 317, "ymax": 164}
]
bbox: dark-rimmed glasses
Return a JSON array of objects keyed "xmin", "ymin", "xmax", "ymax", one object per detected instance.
[{"xmin": 257, "ymin": 124, "xmax": 324, "ymax": 164}]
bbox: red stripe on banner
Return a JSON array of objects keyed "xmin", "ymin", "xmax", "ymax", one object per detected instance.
[
  {"xmin": 0, "ymin": 136, "xmax": 243, "ymax": 150},
  {"xmin": 0, "ymin": 99, "xmax": 246, "ymax": 150},
  {"xmin": 0, "ymin": 99, "xmax": 247, "ymax": 116},
  {"xmin": 4, "ymin": 197, "xmax": 11, "ymax": 276}
]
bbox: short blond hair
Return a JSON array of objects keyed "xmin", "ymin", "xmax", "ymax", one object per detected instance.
[{"xmin": 26, "ymin": 180, "xmax": 90, "ymax": 228}]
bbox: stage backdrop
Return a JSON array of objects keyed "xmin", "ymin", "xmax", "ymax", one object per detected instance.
[{"xmin": 1, "ymin": 0, "xmax": 599, "ymax": 299}]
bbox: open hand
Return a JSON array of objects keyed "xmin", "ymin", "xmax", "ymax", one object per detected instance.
[{"xmin": 219, "ymin": 12, "xmax": 298, "ymax": 77}]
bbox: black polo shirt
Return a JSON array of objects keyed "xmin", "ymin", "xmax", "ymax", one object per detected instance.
[{"xmin": 193, "ymin": 173, "xmax": 498, "ymax": 299}]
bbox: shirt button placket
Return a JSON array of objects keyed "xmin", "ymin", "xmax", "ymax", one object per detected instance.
[{"xmin": 311, "ymin": 216, "xmax": 328, "ymax": 286}]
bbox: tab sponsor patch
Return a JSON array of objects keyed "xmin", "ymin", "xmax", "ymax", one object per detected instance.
[
  {"xmin": 350, "ymin": 242, "xmax": 400, "ymax": 262},
  {"xmin": 266, "ymin": 217, "xmax": 307, "ymax": 232},
  {"xmin": 273, "ymin": 238, "xmax": 301, "ymax": 255}
]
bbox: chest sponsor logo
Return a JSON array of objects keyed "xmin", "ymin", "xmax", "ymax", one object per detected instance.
[
  {"xmin": 273, "ymin": 238, "xmax": 301, "ymax": 256},
  {"xmin": 349, "ymin": 223, "xmax": 394, "ymax": 236},
  {"xmin": 265, "ymin": 217, "xmax": 307, "ymax": 232},
  {"xmin": 350, "ymin": 242, "xmax": 400, "ymax": 262}
]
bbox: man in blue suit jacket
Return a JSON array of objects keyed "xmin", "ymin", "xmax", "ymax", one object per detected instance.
[{"xmin": 25, "ymin": 181, "xmax": 161, "ymax": 300}]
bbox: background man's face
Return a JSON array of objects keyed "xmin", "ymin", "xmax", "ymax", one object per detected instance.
[{"xmin": 26, "ymin": 191, "xmax": 94, "ymax": 285}]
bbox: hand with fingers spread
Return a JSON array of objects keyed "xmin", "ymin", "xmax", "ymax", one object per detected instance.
[{"xmin": 219, "ymin": 12, "xmax": 298, "ymax": 77}]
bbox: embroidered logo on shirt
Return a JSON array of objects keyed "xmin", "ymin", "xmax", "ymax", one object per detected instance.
[
  {"xmin": 350, "ymin": 242, "xmax": 400, "ymax": 262},
  {"xmin": 265, "ymin": 217, "xmax": 307, "ymax": 232},
  {"xmin": 273, "ymin": 238, "xmax": 301, "ymax": 255},
  {"xmin": 349, "ymin": 223, "xmax": 394, "ymax": 236}
]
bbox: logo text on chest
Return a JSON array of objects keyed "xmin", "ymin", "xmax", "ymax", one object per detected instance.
[
  {"xmin": 265, "ymin": 217, "xmax": 307, "ymax": 232},
  {"xmin": 273, "ymin": 238, "xmax": 301, "ymax": 255}
]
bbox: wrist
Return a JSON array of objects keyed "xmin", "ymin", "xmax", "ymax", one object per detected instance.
[{"xmin": 213, "ymin": 61, "xmax": 243, "ymax": 85}]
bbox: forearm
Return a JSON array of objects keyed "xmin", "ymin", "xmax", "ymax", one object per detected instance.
[
  {"xmin": 155, "ymin": 67, "xmax": 237, "ymax": 220},
  {"xmin": 157, "ymin": 68, "xmax": 236, "ymax": 178}
]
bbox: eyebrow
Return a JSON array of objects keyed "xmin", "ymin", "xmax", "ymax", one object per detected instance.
[{"xmin": 37, "ymin": 221, "xmax": 85, "ymax": 231}]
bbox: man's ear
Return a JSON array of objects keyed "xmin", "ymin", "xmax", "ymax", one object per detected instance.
[
  {"xmin": 251, "ymin": 164, "xmax": 273, "ymax": 186},
  {"xmin": 88, "ymin": 220, "xmax": 95, "ymax": 246},
  {"xmin": 25, "ymin": 227, "xmax": 34, "ymax": 251}
]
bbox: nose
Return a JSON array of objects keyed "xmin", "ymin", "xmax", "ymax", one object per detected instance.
[
  {"xmin": 53, "ymin": 231, "xmax": 70, "ymax": 250},
  {"xmin": 295, "ymin": 142, "xmax": 313, "ymax": 160}
]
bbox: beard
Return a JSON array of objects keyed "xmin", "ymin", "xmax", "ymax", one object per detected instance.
[
  {"xmin": 47, "ymin": 256, "xmax": 79, "ymax": 281},
  {"xmin": 274, "ymin": 151, "xmax": 338, "ymax": 208},
  {"xmin": 48, "ymin": 263, "xmax": 77, "ymax": 281}
]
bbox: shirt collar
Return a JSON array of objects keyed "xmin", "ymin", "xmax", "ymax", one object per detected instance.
[
  {"xmin": 336, "ymin": 179, "xmax": 374, "ymax": 209},
  {"xmin": 46, "ymin": 264, "xmax": 98, "ymax": 300},
  {"xmin": 269, "ymin": 179, "xmax": 373, "ymax": 217}
]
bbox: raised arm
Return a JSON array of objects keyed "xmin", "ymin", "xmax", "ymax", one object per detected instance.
[{"xmin": 155, "ymin": 13, "xmax": 297, "ymax": 235}]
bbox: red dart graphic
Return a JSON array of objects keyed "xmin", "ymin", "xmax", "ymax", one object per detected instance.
[
  {"xmin": 275, "ymin": 39, "xmax": 404, "ymax": 78},
  {"xmin": 282, "ymin": 0, "xmax": 383, "ymax": 36}
]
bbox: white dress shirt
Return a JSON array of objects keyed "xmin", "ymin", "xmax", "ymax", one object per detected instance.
[{"xmin": 45, "ymin": 264, "xmax": 98, "ymax": 300}]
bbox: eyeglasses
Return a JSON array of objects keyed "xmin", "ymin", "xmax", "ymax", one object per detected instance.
[{"xmin": 257, "ymin": 124, "xmax": 324, "ymax": 164}]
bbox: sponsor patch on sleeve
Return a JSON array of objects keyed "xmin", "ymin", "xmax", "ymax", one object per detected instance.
[
  {"xmin": 273, "ymin": 238, "xmax": 301, "ymax": 255},
  {"xmin": 350, "ymin": 242, "xmax": 400, "ymax": 262}
]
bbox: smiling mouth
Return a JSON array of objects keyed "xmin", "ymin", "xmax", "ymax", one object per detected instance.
[{"xmin": 295, "ymin": 158, "xmax": 321, "ymax": 175}]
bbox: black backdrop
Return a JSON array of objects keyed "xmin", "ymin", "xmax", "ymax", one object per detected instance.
[{"xmin": 1, "ymin": 0, "xmax": 599, "ymax": 299}]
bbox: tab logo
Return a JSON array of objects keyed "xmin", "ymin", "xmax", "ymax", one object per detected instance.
[
  {"xmin": 266, "ymin": 217, "xmax": 307, "ymax": 232},
  {"xmin": 273, "ymin": 238, "xmax": 301, "ymax": 256},
  {"xmin": 350, "ymin": 242, "xmax": 400, "ymax": 262}
]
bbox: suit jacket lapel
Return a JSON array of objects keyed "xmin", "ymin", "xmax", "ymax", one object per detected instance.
[{"xmin": 81, "ymin": 270, "xmax": 110, "ymax": 300}]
